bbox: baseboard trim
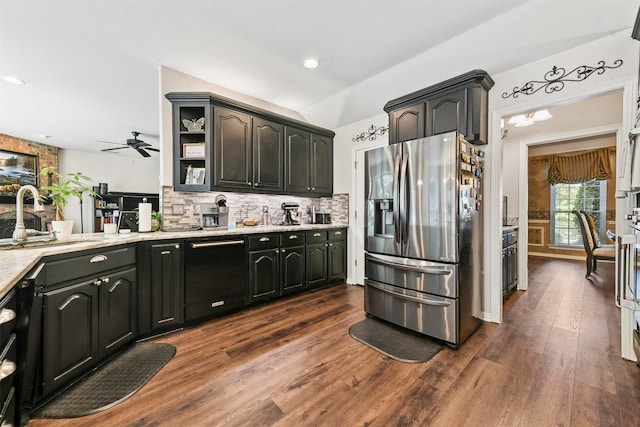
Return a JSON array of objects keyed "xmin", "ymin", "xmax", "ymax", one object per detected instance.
[{"xmin": 528, "ymin": 251, "xmax": 614, "ymax": 263}]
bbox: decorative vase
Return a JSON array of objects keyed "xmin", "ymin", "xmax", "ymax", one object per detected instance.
[
  {"xmin": 51, "ymin": 220, "xmax": 74, "ymax": 238},
  {"xmin": 151, "ymin": 217, "xmax": 160, "ymax": 232}
]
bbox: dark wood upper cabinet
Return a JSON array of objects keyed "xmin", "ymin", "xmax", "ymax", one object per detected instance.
[
  {"xmin": 253, "ymin": 118, "xmax": 284, "ymax": 191},
  {"xmin": 284, "ymin": 127, "xmax": 310, "ymax": 193},
  {"xmin": 425, "ymin": 88, "xmax": 467, "ymax": 137},
  {"xmin": 166, "ymin": 92, "xmax": 334, "ymax": 197},
  {"xmin": 384, "ymin": 70, "xmax": 494, "ymax": 145},
  {"xmin": 310, "ymin": 134, "xmax": 333, "ymax": 195},
  {"xmin": 389, "ymin": 103, "xmax": 425, "ymax": 144},
  {"xmin": 214, "ymin": 107, "xmax": 252, "ymax": 190}
]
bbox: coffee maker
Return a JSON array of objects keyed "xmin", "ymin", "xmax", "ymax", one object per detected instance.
[
  {"xmin": 200, "ymin": 195, "xmax": 229, "ymax": 230},
  {"xmin": 281, "ymin": 202, "xmax": 301, "ymax": 225}
]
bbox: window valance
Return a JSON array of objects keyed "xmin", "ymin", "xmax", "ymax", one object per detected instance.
[{"xmin": 547, "ymin": 147, "xmax": 612, "ymax": 185}]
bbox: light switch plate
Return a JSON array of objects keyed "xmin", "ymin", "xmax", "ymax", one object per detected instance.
[{"xmin": 172, "ymin": 204, "xmax": 185, "ymax": 215}]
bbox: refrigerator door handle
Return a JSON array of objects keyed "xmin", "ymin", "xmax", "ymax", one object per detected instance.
[
  {"xmin": 399, "ymin": 153, "xmax": 409, "ymax": 245},
  {"xmin": 393, "ymin": 154, "xmax": 401, "ymax": 244},
  {"xmin": 366, "ymin": 253, "xmax": 452, "ymax": 275},
  {"xmin": 367, "ymin": 280, "xmax": 451, "ymax": 307}
]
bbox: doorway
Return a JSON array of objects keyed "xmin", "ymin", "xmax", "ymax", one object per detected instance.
[{"xmin": 350, "ymin": 140, "xmax": 387, "ymax": 285}]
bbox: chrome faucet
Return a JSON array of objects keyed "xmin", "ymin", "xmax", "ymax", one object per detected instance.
[{"xmin": 13, "ymin": 185, "xmax": 45, "ymax": 242}]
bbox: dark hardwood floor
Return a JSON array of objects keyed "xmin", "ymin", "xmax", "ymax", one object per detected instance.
[{"xmin": 27, "ymin": 256, "xmax": 640, "ymax": 426}]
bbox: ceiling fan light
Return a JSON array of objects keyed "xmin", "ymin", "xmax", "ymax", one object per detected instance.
[
  {"xmin": 532, "ymin": 109, "xmax": 552, "ymax": 121},
  {"xmin": 515, "ymin": 119, "xmax": 534, "ymax": 127},
  {"xmin": 508, "ymin": 114, "xmax": 526, "ymax": 125}
]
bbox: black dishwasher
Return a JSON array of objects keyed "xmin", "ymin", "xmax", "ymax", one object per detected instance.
[{"xmin": 185, "ymin": 236, "xmax": 247, "ymax": 323}]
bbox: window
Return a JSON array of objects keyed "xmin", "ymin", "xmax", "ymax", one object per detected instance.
[{"xmin": 550, "ymin": 179, "xmax": 606, "ymax": 246}]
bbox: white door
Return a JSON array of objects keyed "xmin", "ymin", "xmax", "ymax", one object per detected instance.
[{"xmin": 352, "ymin": 141, "xmax": 387, "ymax": 285}]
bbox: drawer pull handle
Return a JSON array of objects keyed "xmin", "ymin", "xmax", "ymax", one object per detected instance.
[
  {"xmin": 161, "ymin": 250, "xmax": 171, "ymax": 255},
  {"xmin": 288, "ymin": 235, "xmax": 298, "ymax": 239},
  {"xmin": 313, "ymin": 233, "xmax": 321, "ymax": 237},
  {"xmin": 0, "ymin": 309, "xmax": 15, "ymax": 326},
  {"xmin": 259, "ymin": 237, "xmax": 270, "ymax": 242},
  {"xmin": 0, "ymin": 359, "xmax": 16, "ymax": 380},
  {"xmin": 334, "ymin": 231, "xmax": 342, "ymax": 235},
  {"xmin": 90, "ymin": 255, "xmax": 108, "ymax": 263}
]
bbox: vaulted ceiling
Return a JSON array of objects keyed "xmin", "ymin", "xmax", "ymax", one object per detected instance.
[{"xmin": 0, "ymin": 0, "xmax": 637, "ymax": 155}]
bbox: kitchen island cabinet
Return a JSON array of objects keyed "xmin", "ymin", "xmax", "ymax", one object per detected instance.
[{"xmin": 40, "ymin": 245, "xmax": 137, "ymax": 397}]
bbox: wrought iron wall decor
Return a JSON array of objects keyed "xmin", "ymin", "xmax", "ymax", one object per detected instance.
[
  {"xmin": 352, "ymin": 124, "xmax": 389, "ymax": 143},
  {"xmin": 502, "ymin": 59, "xmax": 623, "ymax": 99}
]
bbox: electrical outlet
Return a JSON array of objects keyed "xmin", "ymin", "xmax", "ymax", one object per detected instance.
[
  {"xmin": 263, "ymin": 205, "xmax": 269, "ymax": 213},
  {"xmin": 172, "ymin": 204, "xmax": 185, "ymax": 215}
]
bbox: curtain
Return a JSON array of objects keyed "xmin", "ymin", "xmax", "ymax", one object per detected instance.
[{"xmin": 547, "ymin": 147, "xmax": 612, "ymax": 185}]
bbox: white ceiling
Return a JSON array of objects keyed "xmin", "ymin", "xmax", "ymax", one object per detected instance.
[{"xmin": 0, "ymin": 0, "xmax": 637, "ymax": 156}]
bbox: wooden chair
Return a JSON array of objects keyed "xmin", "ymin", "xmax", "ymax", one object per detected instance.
[{"xmin": 573, "ymin": 210, "xmax": 615, "ymax": 278}]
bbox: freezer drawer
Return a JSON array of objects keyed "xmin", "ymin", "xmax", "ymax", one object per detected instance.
[
  {"xmin": 365, "ymin": 280, "xmax": 458, "ymax": 345},
  {"xmin": 365, "ymin": 252, "xmax": 458, "ymax": 298}
]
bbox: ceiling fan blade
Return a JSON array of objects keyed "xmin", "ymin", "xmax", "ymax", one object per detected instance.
[
  {"xmin": 145, "ymin": 147, "xmax": 160, "ymax": 152},
  {"xmin": 98, "ymin": 140, "xmax": 127, "ymax": 146},
  {"xmin": 135, "ymin": 147, "xmax": 151, "ymax": 157},
  {"xmin": 101, "ymin": 147, "xmax": 128, "ymax": 152}
]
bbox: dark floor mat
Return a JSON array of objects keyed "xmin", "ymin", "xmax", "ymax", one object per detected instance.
[
  {"xmin": 33, "ymin": 342, "xmax": 176, "ymax": 419},
  {"xmin": 349, "ymin": 318, "xmax": 443, "ymax": 363}
]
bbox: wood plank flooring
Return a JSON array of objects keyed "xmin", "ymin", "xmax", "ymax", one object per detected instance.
[{"xmin": 27, "ymin": 256, "xmax": 640, "ymax": 426}]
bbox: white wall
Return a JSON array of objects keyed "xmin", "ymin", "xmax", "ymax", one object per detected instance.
[{"xmin": 59, "ymin": 149, "xmax": 160, "ymax": 233}]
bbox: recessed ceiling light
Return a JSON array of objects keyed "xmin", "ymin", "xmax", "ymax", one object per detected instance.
[
  {"xmin": 303, "ymin": 58, "xmax": 319, "ymax": 69},
  {"xmin": 2, "ymin": 76, "xmax": 25, "ymax": 85}
]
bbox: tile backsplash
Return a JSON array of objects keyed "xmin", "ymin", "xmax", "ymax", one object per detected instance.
[{"xmin": 161, "ymin": 186, "xmax": 348, "ymax": 229}]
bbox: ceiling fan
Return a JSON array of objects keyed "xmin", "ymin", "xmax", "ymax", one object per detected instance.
[{"xmin": 99, "ymin": 131, "xmax": 159, "ymax": 157}]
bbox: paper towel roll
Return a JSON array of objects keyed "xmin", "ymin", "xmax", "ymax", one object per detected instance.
[{"xmin": 138, "ymin": 203, "xmax": 152, "ymax": 232}]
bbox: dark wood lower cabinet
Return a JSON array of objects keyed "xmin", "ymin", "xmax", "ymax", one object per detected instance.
[
  {"xmin": 149, "ymin": 242, "xmax": 184, "ymax": 331},
  {"xmin": 249, "ymin": 249, "xmax": 279, "ymax": 302},
  {"xmin": 42, "ymin": 267, "xmax": 136, "ymax": 397},
  {"xmin": 328, "ymin": 239, "xmax": 347, "ymax": 282},
  {"xmin": 281, "ymin": 246, "xmax": 305, "ymax": 294},
  {"xmin": 306, "ymin": 243, "xmax": 328, "ymax": 289}
]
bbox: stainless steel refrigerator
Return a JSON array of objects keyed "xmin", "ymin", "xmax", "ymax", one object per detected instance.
[{"xmin": 364, "ymin": 131, "xmax": 484, "ymax": 348}]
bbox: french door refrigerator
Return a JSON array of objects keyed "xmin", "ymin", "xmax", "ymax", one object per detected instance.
[{"xmin": 364, "ymin": 131, "xmax": 484, "ymax": 348}]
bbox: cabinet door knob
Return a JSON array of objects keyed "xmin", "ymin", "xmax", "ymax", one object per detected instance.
[
  {"xmin": 102, "ymin": 277, "xmax": 110, "ymax": 284},
  {"xmin": 0, "ymin": 359, "xmax": 16, "ymax": 380},
  {"xmin": 281, "ymin": 249, "xmax": 285, "ymax": 253},
  {"xmin": 329, "ymin": 243, "xmax": 333, "ymax": 246},
  {"xmin": 0, "ymin": 309, "xmax": 16, "ymax": 325},
  {"xmin": 247, "ymin": 182, "xmax": 252, "ymax": 186},
  {"xmin": 275, "ymin": 249, "xmax": 279, "ymax": 254},
  {"xmin": 175, "ymin": 244, "xmax": 180, "ymax": 249},
  {"xmin": 255, "ymin": 183, "xmax": 259, "ymax": 187},
  {"xmin": 312, "ymin": 187, "xmax": 315, "ymax": 191},
  {"xmin": 307, "ymin": 187, "xmax": 311, "ymax": 191},
  {"xmin": 93, "ymin": 279, "xmax": 102, "ymax": 287}
]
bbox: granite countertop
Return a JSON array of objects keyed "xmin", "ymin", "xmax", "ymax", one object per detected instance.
[
  {"xmin": 502, "ymin": 225, "xmax": 519, "ymax": 232},
  {"xmin": 0, "ymin": 223, "xmax": 347, "ymax": 299}
]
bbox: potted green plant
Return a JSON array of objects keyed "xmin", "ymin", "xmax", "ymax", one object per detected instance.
[{"xmin": 40, "ymin": 167, "xmax": 98, "ymax": 237}]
